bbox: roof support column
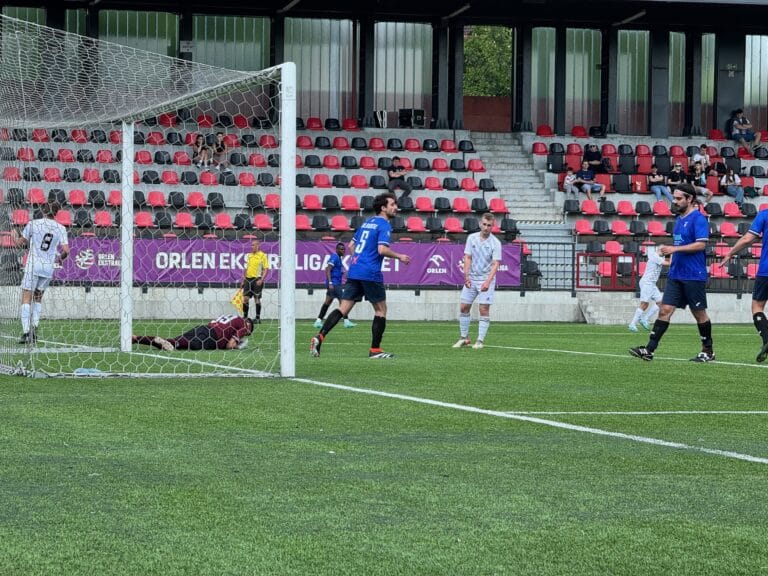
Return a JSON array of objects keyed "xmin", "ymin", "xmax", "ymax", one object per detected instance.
[
  {"xmin": 432, "ymin": 22, "xmax": 450, "ymax": 129},
  {"xmin": 602, "ymin": 27, "xmax": 618, "ymax": 133},
  {"xmin": 715, "ymin": 32, "xmax": 746, "ymax": 134},
  {"xmin": 553, "ymin": 26, "xmax": 567, "ymax": 135},
  {"xmin": 359, "ymin": 18, "xmax": 376, "ymax": 127},
  {"xmin": 448, "ymin": 22, "xmax": 465, "ymax": 129},
  {"xmin": 649, "ymin": 30, "xmax": 670, "ymax": 138},
  {"xmin": 513, "ymin": 24, "xmax": 532, "ymax": 131},
  {"xmin": 684, "ymin": 31, "xmax": 702, "ymax": 136}
]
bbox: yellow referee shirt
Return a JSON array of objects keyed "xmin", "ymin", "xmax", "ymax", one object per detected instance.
[{"xmin": 244, "ymin": 251, "xmax": 269, "ymax": 279}]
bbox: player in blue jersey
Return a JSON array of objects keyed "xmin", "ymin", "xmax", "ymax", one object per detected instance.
[
  {"xmin": 310, "ymin": 192, "xmax": 411, "ymax": 359},
  {"xmin": 313, "ymin": 241, "xmax": 356, "ymax": 329},
  {"xmin": 630, "ymin": 183, "xmax": 715, "ymax": 362},
  {"xmin": 720, "ymin": 207, "xmax": 768, "ymax": 362}
]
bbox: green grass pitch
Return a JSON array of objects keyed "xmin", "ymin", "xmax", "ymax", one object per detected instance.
[{"xmin": 1, "ymin": 320, "xmax": 768, "ymax": 575}]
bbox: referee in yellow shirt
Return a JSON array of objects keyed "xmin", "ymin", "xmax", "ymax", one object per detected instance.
[{"xmin": 241, "ymin": 239, "xmax": 270, "ymax": 323}]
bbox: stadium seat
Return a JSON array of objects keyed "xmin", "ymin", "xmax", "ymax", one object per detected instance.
[
  {"xmin": 302, "ymin": 194, "xmax": 323, "ymax": 211},
  {"xmin": 405, "ymin": 138, "xmax": 421, "ymax": 152},
  {"xmin": 467, "ymin": 159, "xmax": 486, "ymax": 173},
  {"xmin": 182, "ymin": 191, "xmax": 204, "ymax": 210},
  {"xmin": 532, "ymin": 142, "xmax": 548, "ymax": 156},
  {"xmin": 406, "ymin": 217, "xmax": 427, "ymax": 232},
  {"xmin": 92, "ymin": 211, "xmax": 113, "ymax": 228},
  {"xmin": 254, "ymin": 214, "xmax": 274, "ymax": 230},
  {"xmin": 425, "ymin": 177, "xmax": 442, "ymax": 191},
  {"xmin": 333, "ymin": 136, "xmax": 350, "ymax": 151},
  {"xmin": 313, "ymin": 174, "xmax": 332, "ymax": 188},
  {"xmin": 488, "ymin": 198, "xmax": 509, "ymax": 215},
  {"xmin": 452, "ymin": 197, "xmax": 472, "ymax": 213},
  {"xmin": 107, "ymin": 190, "xmax": 122, "ymax": 207},
  {"xmin": 359, "ymin": 156, "xmax": 376, "ymax": 170},
  {"xmin": 146, "ymin": 190, "xmax": 166, "ymax": 208},
  {"xmin": 70, "ymin": 129, "xmax": 88, "ymax": 143},
  {"xmin": 323, "ymin": 155, "xmax": 340, "ymax": 170},
  {"xmin": 306, "ymin": 117, "xmax": 322, "ymax": 131},
  {"xmin": 709, "ymin": 263, "xmax": 730, "ymax": 278},
  {"xmin": 723, "ymin": 202, "xmax": 743, "ymax": 218},
  {"xmin": 369, "ymin": 137, "xmax": 386, "ymax": 151},
  {"xmin": 463, "ymin": 217, "xmax": 481, "ymax": 233},
  {"xmin": 135, "ymin": 150, "xmax": 152, "ymax": 164},
  {"xmin": 444, "ymin": 217, "xmax": 463, "ymax": 234},
  {"xmin": 331, "ymin": 215, "xmax": 352, "ymax": 231},
  {"xmin": 708, "ymin": 129, "xmax": 727, "ymax": 141},
  {"xmin": 611, "ymin": 220, "xmax": 632, "ymax": 236},
  {"xmin": 617, "ymin": 200, "xmax": 637, "ymax": 216},
  {"xmin": 719, "ymin": 222, "xmax": 740, "ymax": 238},
  {"xmin": 67, "ymin": 189, "xmax": 87, "ymax": 207},
  {"xmin": 342, "ymin": 118, "xmax": 360, "ymax": 131},
  {"xmin": 647, "ymin": 221, "xmax": 669, "ymax": 236},
  {"xmin": 341, "ymin": 195, "xmax": 360, "ymax": 211},
  {"xmin": 571, "ymin": 125, "xmax": 588, "ymax": 138},
  {"xmin": 27, "ymin": 188, "xmax": 46, "ymax": 205},
  {"xmin": 146, "ymin": 131, "xmax": 165, "ymax": 145},
  {"xmin": 297, "ymin": 135, "xmax": 313, "ymax": 150},
  {"xmin": 415, "ymin": 196, "xmax": 434, "ymax": 212},
  {"xmin": 197, "ymin": 114, "xmax": 214, "ymax": 128},
  {"xmin": 536, "ymin": 124, "xmax": 554, "ymax": 136},
  {"xmin": 200, "ymin": 172, "xmax": 218, "ymax": 186},
  {"xmin": 351, "ymin": 137, "xmax": 368, "ymax": 151},
  {"xmin": 3, "ymin": 166, "xmax": 20, "ymax": 181},
  {"xmin": 432, "ymin": 158, "xmax": 449, "ymax": 172},
  {"xmin": 351, "ymin": 175, "xmax": 368, "ymax": 189},
  {"xmin": 604, "ymin": 240, "xmax": 624, "ymax": 254},
  {"xmin": 134, "ymin": 211, "xmax": 154, "ymax": 228},
  {"xmin": 388, "ymin": 138, "xmax": 404, "ymax": 151},
  {"xmin": 174, "ymin": 212, "xmax": 195, "ymax": 229},
  {"xmin": 259, "ymin": 135, "xmax": 278, "ymax": 148},
  {"xmin": 265, "ymin": 193, "xmax": 281, "ymax": 211},
  {"xmin": 461, "ymin": 178, "xmax": 479, "ymax": 192},
  {"xmin": 652, "ymin": 201, "xmax": 673, "ymax": 217},
  {"xmin": 295, "ymin": 214, "xmax": 312, "ymax": 231},
  {"xmin": 440, "ymin": 139, "xmax": 458, "ymax": 153},
  {"xmin": 581, "ymin": 200, "xmax": 601, "ymax": 215},
  {"xmin": 574, "ymin": 219, "xmax": 596, "ymax": 235},
  {"xmin": 214, "ymin": 213, "xmax": 235, "ymax": 230}
]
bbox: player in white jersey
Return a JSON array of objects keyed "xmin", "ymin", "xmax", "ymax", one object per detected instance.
[
  {"xmin": 12, "ymin": 201, "xmax": 69, "ymax": 344},
  {"xmin": 453, "ymin": 213, "xmax": 502, "ymax": 349},
  {"xmin": 628, "ymin": 245, "xmax": 668, "ymax": 332}
]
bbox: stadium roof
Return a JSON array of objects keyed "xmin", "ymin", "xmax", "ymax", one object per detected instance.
[{"xmin": 52, "ymin": 0, "xmax": 768, "ymax": 32}]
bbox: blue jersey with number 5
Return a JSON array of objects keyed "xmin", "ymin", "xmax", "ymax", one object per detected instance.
[{"xmin": 348, "ymin": 216, "xmax": 391, "ymax": 282}]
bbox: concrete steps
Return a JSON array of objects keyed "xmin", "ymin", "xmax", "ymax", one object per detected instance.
[{"xmin": 577, "ymin": 292, "xmax": 639, "ymax": 325}]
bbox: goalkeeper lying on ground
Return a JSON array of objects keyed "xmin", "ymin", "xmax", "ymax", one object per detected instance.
[{"xmin": 133, "ymin": 315, "xmax": 254, "ymax": 351}]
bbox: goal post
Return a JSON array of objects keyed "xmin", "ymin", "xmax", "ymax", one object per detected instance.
[{"xmin": 0, "ymin": 14, "xmax": 296, "ymax": 378}]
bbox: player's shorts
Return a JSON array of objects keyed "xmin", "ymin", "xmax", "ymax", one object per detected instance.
[
  {"xmin": 753, "ymin": 276, "xmax": 768, "ymax": 302},
  {"xmin": 325, "ymin": 285, "xmax": 343, "ymax": 301},
  {"xmin": 179, "ymin": 326, "xmax": 219, "ymax": 350},
  {"xmin": 243, "ymin": 277, "xmax": 263, "ymax": 298},
  {"xmin": 460, "ymin": 279, "xmax": 496, "ymax": 306},
  {"xmin": 20, "ymin": 270, "xmax": 52, "ymax": 292},
  {"xmin": 662, "ymin": 278, "xmax": 707, "ymax": 310},
  {"xmin": 342, "ymin": 279, "xmax": 386, "ymax": 304},
  {"xmin": 638, "ymin": 281, "xmax": 662, "ymax": 304},
  {"xmin": 741, "ymin": 131, "xmax": 757, "ymax": 142}
]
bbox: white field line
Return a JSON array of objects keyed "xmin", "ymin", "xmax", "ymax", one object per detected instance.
[
  {"xmin": 293, "ymin": 377, "xmax": 768, "ymax": 465},
  {"xmin": 506, "ymin": 410, "xmax": 768, "ymax": 416}
]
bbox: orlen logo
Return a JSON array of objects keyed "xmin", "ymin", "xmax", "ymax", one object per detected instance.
[
  {"xmin": 75, "ymin": 249, "xmax": 96, "ymax": 270},
  {"xmin": 427, "ymin": 254, "xmax": 447, "ymax": 274}
]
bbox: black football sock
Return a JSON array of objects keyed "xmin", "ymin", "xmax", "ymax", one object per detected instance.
[
  {"xmin": 242, "ymin": 302, "xmax": 250, "ymax": 319},
  {"xmin": 754, "ymin": 312, "xmax": 768, "ymax": 343},
  {"xmin": 317, "ymin": 303, "xmax": 330, "ymax": 321},
  {"xmin": 646, "ymin": 319, "xmax": 669, "ymax": 353},
  {"xmin": 255, "ymin": 303, "xmax": 261, "ymax": 319},
  {"xmin": 697, "ymin": 320, "xmax": 713, "ymax": 351},
  {"xmin": 371, "ymin": 316, "xmax": 386, "ymax": 349},
  {"xmin": 320, "ymin": 309, "xmax": 343, "ymax": 337}
]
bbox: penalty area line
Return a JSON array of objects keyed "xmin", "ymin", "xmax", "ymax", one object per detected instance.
[
  {"xmin": 505, "ymin": 410, "xmax": 768, "ymax": 416},
  {"xmin": 293, "ymin": 377, "xmax": 768, "ymax": 465}
]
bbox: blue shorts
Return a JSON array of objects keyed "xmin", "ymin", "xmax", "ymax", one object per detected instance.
[
  {"xmin": 342, "ymin": 279, "xmax": 386, "ymax": 304},
  {"xmin": 738, "ymin": 131, "xmax": 756, "ymax": 142},
  {"xmin": 326, "ymin": 285, "xmax": 343, "ymax": 301},
  {"xmin": 662, "ymin": 278, "xmax": 708, "ymax": 310},
  {"xmin": 753, "ymin": 276, "xmax": 768, "ymax": 302}
]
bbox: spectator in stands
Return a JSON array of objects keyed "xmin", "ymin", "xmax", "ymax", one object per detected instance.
[
  {"xmin": 629, "ymin": 183, "xmax": 714, "ymax": 363},
  {"xmin": 211, "ymin": 132, "xmax": 231, "ymax": 172},
  {"xmin": 133, "ymin": 315, "xmax": 253, "ymax": 351},
  {"xmin": 691, "ymin": 144, "xmax": 713, "ymax": 175},
  {"xmin": 720, "ymin": 167, "xmax": 745, "ymax": 207},
  {"xmin": 687, "ymin": 161, "xmax": 711, "ymax": 203},
  {"xmin": 667, "ymin": 162, "xmax": 686, "ymax": 189},
  {"xmin": 583, "ymin": 143, "xmax": 605, "ymax": 172},
  {"xmin": 562, "ymin": 167, "xmax": 579, "ymax": 196},
  {"xmin": 573, "ymin": 160, "xmax": 605, "ymax": 201},
  {"xmin": 648, "ymin": 164, "xmax": 673, "ymax": 203},
  {"xmin": 731, "ymin": 108, "xmax": 762, "ymax": 153},
  {"xmin": 387, "ymin": 156, "xmax": 412, "ymax": 199},
  {"xmin": 192, "ymin": 134, "xmax": 211, "ymax": 169}
]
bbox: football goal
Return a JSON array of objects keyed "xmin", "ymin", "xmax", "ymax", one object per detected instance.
[{"xmin": 0, "ymin": 14, "xmax": 296, "ymax": 378}]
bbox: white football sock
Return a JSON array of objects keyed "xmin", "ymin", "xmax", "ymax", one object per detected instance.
[
  {"xmin": 478, "ymin": 316, "xmax": 490, "ymax": 342},
  {"xmin": 21, "ymin": 303, "xmax": 31, "ymax": 333},
  {"xmin": 459, "ymin": 313, "xmax": 471, "ymax": 339}
]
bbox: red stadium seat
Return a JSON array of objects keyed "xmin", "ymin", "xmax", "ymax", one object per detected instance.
[
  {"xmin": 42, "ymin": 167, "xmax": 61, "ymax": 183},
  {"xmin": 162, "ymin": 170, "xmax": 180, "ymax": 185},
  {"xmin": 27, "ymin": 188, "xmax": 46, "ymax": 205},
  {"xmin": 708, "ymin": 129, "xmax": 726, "ymax": 141},
  {"xmin": 597, "ymin": 261, "xmax": 613, "ymax": 277},
  {"xmin": 405, "ymin": 138, "xmax": 421, "ymax": 152},
  {"xmin": 259, "ymin": 135, "xmax": 278, "ymax": 148},
  {"xmin": 604, "ymin": 240, "xmax": 624, "ymax": 254},
  {"xmin": 214, "ymin": 213, "xmax": 235, "ymax": 229},
  {"xmin": 452, "ymin": 197, "xmax": 472, "ymax": 213},
  {"xmin": 239, "ymin": 172, "xmax": 256, "ymax": 187},
  {"xmin": 200, "ymin": 171, "xmax": 217, "ymax": 186},
  {"xmin": 135, "ymin": 150, "xmax": 152, "ymax": 164},
  {"xmin": 322, "ymin": 155, "xmax": 340, "ymax": 170},
  {"xmin": 303, "ymin": 194, "xmax": 323, "ymax": 211},
  {"xmin": 489, "ymin": 198, "xmax": 509, "ymax": 214},
  {"xmin": 581, "ymin": 200, "xmax": 601, "ymax": 215},
  {"xmin": 158, "ymin": 112, "xmax": 178, "ymax": 127},
  {"xmin": 12, "ymin": 209, "xmax": 30, "ymax": 226},
  {"xmin": 617, "ymin": 200, "xmax": 637, "ymax": 216},
  {"xmin": 17, "ymin": 147, "xmax": 35, "ymax": 162},
  {"xmin": 331, "ymin": 215, "xmax": 352, "ymax": 231},
  {"xmin": 467, "ymin": 159, "xmax": 486, "ymax": 172},
  {"xmin": 440, "ymin": 139, "xmax": 458, "ymax": 153},
  {"xmin": 197, "ymin": 114, "xmax": 214, "ymax": 128},
  {"xmin": 249, "ymin": 153, "xmax": 267, "ymax": 167},
  {"xmin": 359, "ymin": 156, "xmax": 376, "ymax": 170},
  {"xmin": 83, "ymin": 168, "xmax": 102, "ymax": 184},
  {"xmin": 647, "ymin": 221, "xmax": 669, "ymax": 236},
  {"xmin": 432, "ymin": 158, "xmax": 449, "ymax": 172},
  {"xmin": 295, "ymin": 214, "xmax": 312, "ymax": 231},
  {"xmin": 233, "ymin": 114, "xmax": 249, "ymax": 129},
  {"xmin": 68, "ymin": 189, "xmax": 87, "ymax": 207},
  {"xmin": 107, "ymin": 190, "xmax": 122, "ymax": 207},
  {"xmin": 571, "ymin": 125, "xmax": 588, "ymax": 138},
  {"xmin": 414, "ymin": 197, "xmax": 434, "ymax": 212},
  {"xmin": 611, "ymin": 220, "xmax": 632, "ymax": 236},
  {"xmin": 254, "ymin": 213, "xmax": 273, "ymax": 230},
  {"xmin": 631, "ymin": 174, "xmax": 648, "ymax": 193},
  {"xmin": 173, "ymin": 151, "xmax": 192, "ymax": 165},
  {"xmin": 723, "ymin": 202, "xmax": 743, "ymax": 218},
  {"xmin": 709, "ymin": 263, "xmax": 730, "ymax": 278},
  {"xmin": 748, "ymin": 263, "xmax": 759, "ymax": 279},
  {"xmin": 461, "ymin": 178, "xmax": 479, "ymax": 192},
  {"xmin": 109, "ymin": 130, "xmax": 122, "ymax": 144},
  {"xmin": 70, "ymin": 129, "xmax": 88, "ymax": 143},
  {"xmin": 368, "ymin": 137, "xmax": 386, "ymax": 151},
  {"xmin": 265, "ymin": 193, "xmax": 281, "ymax": 210},
  {"xmin": 32, "ymin": 129, "xmax": 49, "ymax": 142},
  {"xmin": 406, "ymin": 216, "xmax": 427, "ymax": 232},
  {"xmin": 532, "ymin": 142, "xmax": 548, "ymax": 155},
  {"xmin": 652, "ymin": 201, "xmax": 673, "ymax": 217},
  {"xmin": 186, "ymin": 192, "xmax": 207, "ymax": 209},
  {"xmin": 351, "ymin": 175, "xmax": 368, "ymax": 189},
  {"xmin": 313, "ymin": 174, "xmax": 332, "ymax": 188},
  {"xmin": 332, "ymin": 137, "xmax": 350, "ymax": 151},
  {"xmin": 223, "ymin": 134, "xmax": 239, "ymax": 148},
  {"xmin": 147, "ymin": 191, "xmax": 166, "ymax": 208},
  {"xmin": 93, "ymin": 211, "xmax": 114, "ymax": 227},
  {"xmin": 96, "ymin": 149, "xmax": 114, "ymax": 163},
  {"xmin": 3, "ymin": 166, "xmax": 21, "ymax": 181},
  {"xmin": 146, "ymin": 131, "xmax": 165, "ymax": 145},
  {"xmin": 536, "ymin": 124, "xmax": 554, "ymax": 137},
  {"xmin": 574, "ymin": 219, "xmax": 596, "ymax": 235},
  {"xmin": 134, "ymin": 211, "xmax": 154, "ymax": 228},
  {"xmin": 297, "ymin": 135, "xmax": 313, "ymax": 149},
  {"xmin": 174, "ymin": 212, "xmax": 195, "ymax": 229},
  {"xmin": 341, "ymin": 195, "xmax": 360, "ymax": 211},
  {"xmin": 425, "ymin": 177, "xmax": 442, "ymax": 191},
  {"xmin": 342, "ymin": 118, "xmax": 360, "ymax": 131},
  {"xmin": 55, "ymin": 210, "xmax": 72, "ymax": 227},
  {"xmin": 306, "ymin": 117, "xmax": 322, "ymax": 131},
  {"xmin": 444, "ymin": 217, "xmax": 463, "ymax": 233}
]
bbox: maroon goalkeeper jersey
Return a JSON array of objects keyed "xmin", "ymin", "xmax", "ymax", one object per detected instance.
[{"xmin": 208, "ymin": 315, "xmax": 251, "ymax": 348}]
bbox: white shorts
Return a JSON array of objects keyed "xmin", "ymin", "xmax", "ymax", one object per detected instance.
[
  {"xmin": 639, "ymin": 282, "xmax": 662, "ymax": 304},
  {"xmin": 21, "ymin": 266, "xmax": 52, "ymax": 292},
  {"xmin": 460, "ymin": 280, "xmax": 496, "ymax": 306}
]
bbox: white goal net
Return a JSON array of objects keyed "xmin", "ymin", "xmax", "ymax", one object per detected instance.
[{"xmin": 0, "ymin": 14, "xmax": 297, "ymax": 378}]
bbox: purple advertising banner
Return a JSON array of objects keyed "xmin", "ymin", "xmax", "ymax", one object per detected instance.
[{"xmin": 59, "ymin": 239, "xmax": 521, "ymax": 286}]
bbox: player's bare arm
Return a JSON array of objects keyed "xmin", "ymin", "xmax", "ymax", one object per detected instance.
[
  {"xmin": 660, "ymin": 241, "xmax": 706, "ymax": 256},
  {"xmin": 378, "ymin": 245, "xmax": 411, "ymax": 264},
  {"xmin": 721, "ymin": 232, "xmax": 758, "ymax": 266}
]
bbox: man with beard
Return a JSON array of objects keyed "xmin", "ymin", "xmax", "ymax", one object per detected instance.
[{"xmin": 629, "ymin": 183, "xmax": 714, "ymax": 362}]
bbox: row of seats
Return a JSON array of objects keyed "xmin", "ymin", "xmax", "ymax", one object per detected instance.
[
  {"xmin": 1, "ymin": 166, "xmax": 495, "ymax": 191},
  {"xmin": 574, "ymin": 218, "xmax": 752, "ymax": 238},
  {"xmin": 5, "ymin": 207, "xmax": 517, "ymax": 236},
  {"xmin": 538, "ymin": 142, "xmax": 766, "ymax": 159},
  {"xmin": 584, "ymin": 238, "xmax": 762, "ymax": 258},
  {"xmin": 533, "ymin": 124, "xmax": 759, "ymax": 146},
  {"xmin": 2, "ymin": 188, "xmax": 508, "ymax": 216},
  {"xmin": 565, "ymin": 198, "xmax": 763, "ymax": 219},
  {"xmin": 556, "ymin": 171, "xmax": 758, "ymax": 194}
]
